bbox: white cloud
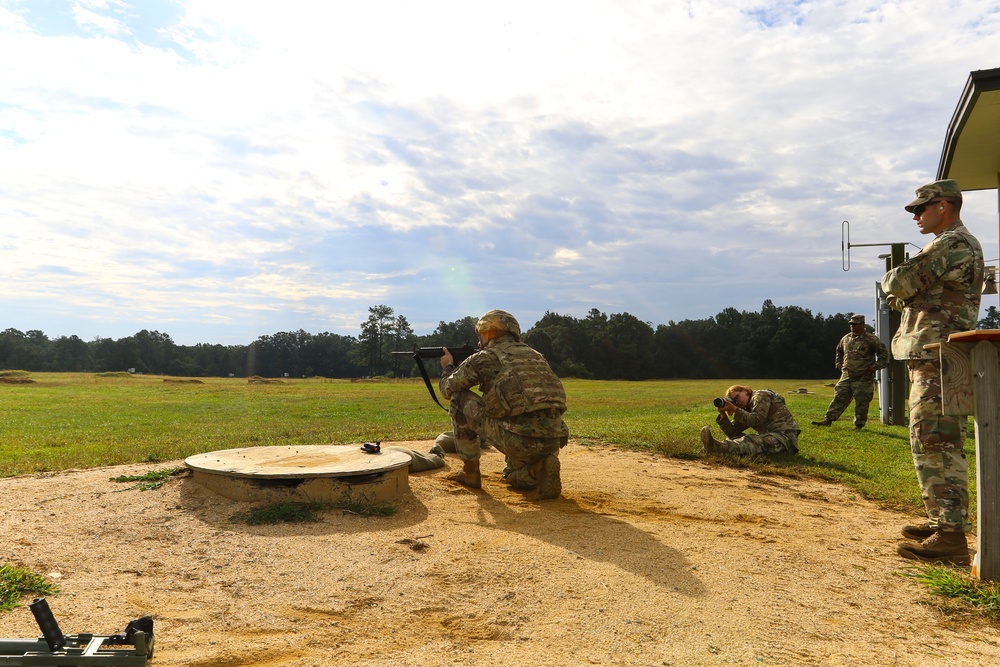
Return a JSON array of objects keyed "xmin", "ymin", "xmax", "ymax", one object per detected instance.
[
  {"xmin": 552, "ymin": 248, "xmax": 582, "ymax": 266},
  {"xmin": 0, "ymin": 0, "xmax": 998, "ymax": 344}
]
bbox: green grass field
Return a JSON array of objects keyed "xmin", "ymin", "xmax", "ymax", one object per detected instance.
[{"xmin": 0, "ymin": 372, "xmax": 976, "ymax": 520}]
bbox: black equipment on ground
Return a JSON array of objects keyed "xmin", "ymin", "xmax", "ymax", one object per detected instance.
[{"xmin": 0, "ymin": 597, "xmax": 154, "ymax": 665}]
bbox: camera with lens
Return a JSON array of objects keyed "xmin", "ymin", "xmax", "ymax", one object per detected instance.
[{"xmin": 713, "ymin": 397, "xmax": 735, "ymax": 408}]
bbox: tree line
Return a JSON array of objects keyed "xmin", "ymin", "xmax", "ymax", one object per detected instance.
[{"xmin": 3, "ymin": 302, "xmax": 999, "ymax": 380}]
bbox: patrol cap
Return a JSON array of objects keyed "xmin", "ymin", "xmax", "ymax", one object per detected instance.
[
  {"xmin": 476, "ymin": 309, "xmax": 521, "ymax": 340},
  {"xmin": 904, "ymin": 179, "xmax": 963, "ymax": 213},
  {"xmin": 849, "ymin": 314, "xmax": 865, "ymax": 325}
]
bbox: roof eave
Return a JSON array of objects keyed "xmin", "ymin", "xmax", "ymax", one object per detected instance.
[{"xmin": 937, "ymin": 67, "xmax": 1000, "ymax": 188}]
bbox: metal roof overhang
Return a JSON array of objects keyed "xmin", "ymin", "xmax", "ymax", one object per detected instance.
[{"xmin": 937, "ymin": 67, "xmax": 1000, "ymax": 190}]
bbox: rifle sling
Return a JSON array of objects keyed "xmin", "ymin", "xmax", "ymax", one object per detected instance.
[{"xmin": 414, "ymin": 354, "xmax": 449, "ymax": 411}]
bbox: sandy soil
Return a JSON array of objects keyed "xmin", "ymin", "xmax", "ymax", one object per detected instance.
[{"xmin": 0, "ymin": 440, "xmax": 997, "ymax": 667}]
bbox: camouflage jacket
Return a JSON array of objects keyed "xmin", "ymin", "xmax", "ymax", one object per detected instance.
[
  {"xmin": 880, "ymin": 221, "xmax": 984, "ymax": 360},
  {"xmin": 835, "ymin": 331, "xmax": 888, "ymax": 379},
  {"xmin": 440, "ymin": 333, "xmax": 569, "ymax": 439},
  {"xmin": 716, "ymin": 389, "xmax": 800, "ymax": 438}
]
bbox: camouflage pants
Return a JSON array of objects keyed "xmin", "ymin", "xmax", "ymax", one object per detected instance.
[
  {"xmin": 907, "ymin": 359, "xmax": 970, "ymax": 533},
  {"xmin": 722, "ymin": 430, "xmax": 799, "ymax": 456},
  {"xmin": 825, "ymin": 375, "xmax": 876, "ymax": 427},
  {"xmin": 382, "ymin": 446, "xmax": 445, "ymax": 473},
  {"xmin": 434, "ymin": 431, "xmax": 492, "ymax": 452},
  {"xmin": 449, "ymin": 390, "xmax": 562, "ymax": 489}
]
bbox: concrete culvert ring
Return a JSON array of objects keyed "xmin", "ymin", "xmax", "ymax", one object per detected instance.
[{"xmin": 184, "ymin": 444, "xmax": 412, "ymax": 504}]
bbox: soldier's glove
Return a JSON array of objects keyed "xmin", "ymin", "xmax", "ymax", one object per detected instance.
[{"xmin": 886, "ymin": 295, "xmax": 906, "ymax": 311}]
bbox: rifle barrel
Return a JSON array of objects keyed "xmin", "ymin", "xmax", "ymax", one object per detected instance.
[{"xmin": 391, "ymin": 346, "xmax": 475, "ymax": 360}]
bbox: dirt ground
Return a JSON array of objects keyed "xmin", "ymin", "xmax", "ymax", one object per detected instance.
[{"xmin": 1, "ymin": 440, "xmax": 998, "ymax": 667}]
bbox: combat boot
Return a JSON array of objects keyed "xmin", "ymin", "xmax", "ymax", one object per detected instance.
[
  {"xmin": 535, "ymin": 454, "xmax": 561, "ymax": 500},
  {"xmin": 896, "ymin": 530, "xmax": 970, "ymax": 565},
  {"xmin": 811, "ymin": 419, "xmax": 832, "ymax": 427},
  {"xmin": 447, "ymin": 459, "xmax": 481, "ymax": 489},
  {"xmin": 901, "ymin": 523, "xmax": 936, "ymax": 541},
  {"xmin": 700, "ymin": 426, "xmax": 728, "ymax": 454},
  {"xmin": 504, "ymin": 462, "xmax": 539, "ymax": 490}
]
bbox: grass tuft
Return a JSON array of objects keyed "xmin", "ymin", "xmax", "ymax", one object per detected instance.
[
  {"xmin": 233, "ymin": 495, "xmax": 397, "ymax": 525},
  {"xmin": 110, "ymin": 467, "xmax": 188, "ymax": 491},
  {"xmin": 907, "ymin": 565, "xmax": 1000, "ymax": 621},
  {"xmin": 0, "ymin": 564, "xmax": 58, "ymax": 611},
  {"xmin": 236, "ymin": 502, "xmax": 323, "ymax": 525}
]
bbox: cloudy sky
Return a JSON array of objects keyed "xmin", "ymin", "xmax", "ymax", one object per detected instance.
[{"xmin": 2, "ymin": 0, "xmax": 999, "ymax": 345}]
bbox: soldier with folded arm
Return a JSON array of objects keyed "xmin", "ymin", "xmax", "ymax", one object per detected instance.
[{"xmin": 881, "ymin": 178, "xmax": 984, "ymax": 566}]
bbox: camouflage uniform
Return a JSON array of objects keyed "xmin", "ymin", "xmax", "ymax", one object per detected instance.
[
  {"xmin": 881, "ymin": 217, "xmax": 983, "ymax": 533},
  {"xmin": 440, "ymin": 332, "xmax": 569, "ymax": 489},
  {"xmin": 715, "ymin": 390, "xmax": 800, "ymax": 455},
  {"xmin": 823, "ymin": 324, "xmax": 889, "ymax": 427}
]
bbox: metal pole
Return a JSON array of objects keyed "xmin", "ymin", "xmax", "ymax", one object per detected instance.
[
  {"xmin": 887, "ymin": 243, "xmax": 908, "ymax": 426},
  {"xmin": 876, "ymin": 283, "xmax": 892, "ymax": 424}
]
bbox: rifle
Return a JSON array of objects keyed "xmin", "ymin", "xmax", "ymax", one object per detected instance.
[
  {"xmin": 0, "ymin": 597, "xmax": 154, "ymax": 666},
  {"xmin": 392, "ymin": 345, "xmax": 478, "ymax": 410}
]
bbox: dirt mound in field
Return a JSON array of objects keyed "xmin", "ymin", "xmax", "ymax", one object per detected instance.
[{"xmin": 0, "ymin": 441, "xmax": 996, "ymax": 666}]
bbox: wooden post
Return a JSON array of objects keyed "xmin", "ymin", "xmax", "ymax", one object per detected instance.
[
  {"xmin": 939, "ymin": 330, "xmax": 1000, "ymax": 580},
  {"xmin": 973, "ymin": 340, "xmax": 1000, "ymax": 580}
]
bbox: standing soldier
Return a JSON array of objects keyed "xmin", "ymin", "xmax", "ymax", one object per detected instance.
[
  {"xmin": 881, "ymin": 179, "xmax": 984, "ymax": 565},
  {"xmin": 811, "ymin": 314, "xmax": 889, "ymax": 430}
]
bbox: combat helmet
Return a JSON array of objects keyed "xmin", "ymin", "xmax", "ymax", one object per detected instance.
[{"xmin": 476, "ymin": 309, "xmax": 521, "ymax": 341}]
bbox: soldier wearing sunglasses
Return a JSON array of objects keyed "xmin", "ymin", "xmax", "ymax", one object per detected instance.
[{"xmin": 881, "ymin": 179, "xmax": 985, "ymax": 565}]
